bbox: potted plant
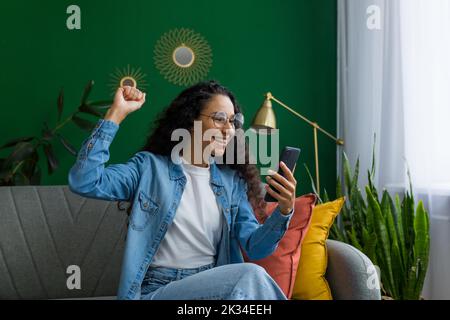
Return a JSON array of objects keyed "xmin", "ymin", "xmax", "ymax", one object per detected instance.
[
  {"xmin": 305, "ymin": 145, "xmax": 430, "ymax": 300},
  {"xmin": 0, "ymin": 81, "xmax": 111, "ymax": 186}
]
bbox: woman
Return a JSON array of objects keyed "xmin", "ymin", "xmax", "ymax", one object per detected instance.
[{"xmin": 68, "ymin": 80, "xmax": 297, "ymax": 300}]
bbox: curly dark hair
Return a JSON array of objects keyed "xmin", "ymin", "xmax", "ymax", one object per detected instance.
[{"xmin": 120, "ymin": 80, "xmax": 266, "ymax": 219}]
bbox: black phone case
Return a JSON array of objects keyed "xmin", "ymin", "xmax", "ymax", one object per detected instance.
[{"xmin": 264, "ymin": 146, "xmax": 301, "ymax": 202}]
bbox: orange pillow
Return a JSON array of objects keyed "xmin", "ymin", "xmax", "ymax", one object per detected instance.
[{"xmin": 243, "ymin": 194, "xmax": 317, "ymax": 298}]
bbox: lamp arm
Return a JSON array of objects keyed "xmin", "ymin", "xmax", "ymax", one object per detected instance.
[{"xmin": 269, "ymin": 95, "xmax": 344, "ymax": 145}]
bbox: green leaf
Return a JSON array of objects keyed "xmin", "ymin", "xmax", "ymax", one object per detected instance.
[
  {"xmin": 30, "ymin": 166, "xmax": 41, "ymax": 185},
  {"xmin": 406, "ymin": 165, "xmax": 415, "ymax": 205},
  {"xmin": 340, "ymin": 204, "xmax": 352, "ymax": 235},
  {"xmin": 367, "ymin": 169, "xmax": 379, "ymax": 201},
  {"xmin": 323, "ymin": 189, "xmax": 330, "ymax": 203},
  {"xmin": 79, "ymin": 103, "xmax": 103, "ymax": 118},
  {"xmin": 343, "ymin": 152, "xmax": 353, "ymax": 197},
  {"xmin": 23, "ymin": 152, "xmax": 41, "ymax": 186},
  {"xmin": 350, "ymin": 183, "xmax": 363, "ymax": 238},
  {"xmin": 81, "ymin": 80, "xmax": 94, "ymax": 105},
  {"xmin": 0, "ymin": 137, "xmax": 34, "ymax": 150},
  {"xmin": 347, "ymin": 228, "xmax": 363, "ymax": 252},
  {"xmin": 329, "ymin": 223, "xmax": 346, "ymax": 242},
  {"xmin": 336, "ymin": 176, "xmax": 343, "ymax": 198},
  {"xmin": 366, "ymin": 186, "xmax": 395, "ymax": 297},
  {"xmin": 57, "ymin": 87, "xmax": 64, "ymax": 122},
  {"xmin": 391, "ymin": 240, "xmax": 403, "ymax": 299},
  {"xmin": 366, "ymin": 193, "xmax": 375, "ymax": 234},
  {"xmin": 13, "ymin": 172, "xmax": 30, "ymax": 186},
  {"xmin": 375, "ymin": 250, "xmax": 390, "ymax": 297},
  {"xmin": 362, "ymin": 229, "xmax": 378, "ymax": 266},
  {"xmin": 20, "ymin": 151, "xmax": 38, "ymax": 178},
  {"xmin": 72, "ymin": 115, "xmax": 96, "ymax": 132},
  {"xmin": 380, "ymin": 190, "xmax": 389, "ymax": 219},
  {"xmin": 57, "ymin": 134, "xmax": 77, "ymax": 156},
  {"xmin": 304, "ymin": 163, "xmax": 321, "ymax": 202},
  {"xmin": 370, "ymin": 133, "xmax": 377, "ymax": 178},
  {"xmin": 404, "ymin": 263, "xmax": 419, "ymax": 300},
  {"xmin": 347, "ymin": 157, "xmax": 362, "ymax": 235},
  {"xmin": 352, "ymin": 157, "xmax": 360, "ymax": 192},
  {"xmin": 87, "ymin": 100, "xmax": 113, "ymax": 108},
  {"xmin": 4, "ymin": 142, "xmax": 36, "ymax": 167},
  {"xmin": 356, "ymin": 188, "xmax": 367, "ymax": 221},
  {"xmin": 395, "ymin": 194, "xmax": 406, "ymax": 268},
  {"xmin": 402, "ymin": 193, "xmax": 415, "ymax": 266},
  {"xmin": 43, "ymin": 143, "xmax": 59, "ymax": 175},
  {"xmin": 413, "ymin": 201, "xmax": 430, "ymax": 299},
  {"xmin": 381, "ymin": 191, "xmax": 401, "ymax": 298},
  {"xmin": 382, "ymin": 191, "xmax": 398, "ymax": 245},
  {"xmin": 42, "ymin": 122, "xmax": 54, "ymax": 142},
  {"xmin": 387, "ymin": 191, "xmax": 399, "ymax": 227}
]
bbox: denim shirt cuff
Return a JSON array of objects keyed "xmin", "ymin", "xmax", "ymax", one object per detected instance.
[
  {"xmin": 265, "ymin": 206, "xmax": 294, "ymax": 232},
  {"xmin": 93, "ymin": 119, "xmax": 120, "ymax": 142}
]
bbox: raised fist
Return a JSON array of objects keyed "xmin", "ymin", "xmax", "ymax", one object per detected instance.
[{"xmin": 105, "ymin": 86, "xmax": 147, "ymax": 124}]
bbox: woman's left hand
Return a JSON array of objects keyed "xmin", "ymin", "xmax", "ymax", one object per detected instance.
[{"xmin": 265, "ymin": 162, "xmax": 297, "ymax": 215}]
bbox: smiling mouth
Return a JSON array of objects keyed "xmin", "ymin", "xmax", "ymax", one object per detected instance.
[{"xmin": 211, "ymin": 136, "xmax": 230, "ymax": 148}]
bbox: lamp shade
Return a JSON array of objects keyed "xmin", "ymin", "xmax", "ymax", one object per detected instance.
[{"xmin": 251, "ymin": 94, "xmax": 277, "ymax": 133}]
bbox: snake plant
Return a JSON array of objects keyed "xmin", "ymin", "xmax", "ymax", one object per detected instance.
[{"xmin": 306, "ymin": 147, "xmax": 430, "ymax": 300}]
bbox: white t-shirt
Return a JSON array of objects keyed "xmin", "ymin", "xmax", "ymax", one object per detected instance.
[{"xmin": 149, "ymin": 157, "xmax": 224, "ymax": 268}]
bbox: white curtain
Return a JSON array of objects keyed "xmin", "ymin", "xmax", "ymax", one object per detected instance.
[{"xmin": 338, "ymin": 0, "xmax": 450, "ymax": 299}]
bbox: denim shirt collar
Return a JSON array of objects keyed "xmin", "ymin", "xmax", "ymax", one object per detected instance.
[{"xmin": 168, "ymin": 154, "xmax": 224, "ymax": 187}]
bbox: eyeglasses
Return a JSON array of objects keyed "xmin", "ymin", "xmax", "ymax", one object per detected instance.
[{"xmin": 199, "ymin": 111, "xmax": 244, "ymax": 129}]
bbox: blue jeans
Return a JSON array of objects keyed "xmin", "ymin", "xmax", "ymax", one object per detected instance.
[{"xmin": 140, "ymin": 262, "xmax": 288, "ymax": 300}]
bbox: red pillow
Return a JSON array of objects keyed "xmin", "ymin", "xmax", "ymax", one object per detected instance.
[{"xmin": 243, "ymin": 194, "xmax": 316, "ymax": 298}]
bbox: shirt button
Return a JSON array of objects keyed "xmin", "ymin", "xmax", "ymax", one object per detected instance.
[
  {"xmin": 88, "ymin": 143, "xmax": 93, "ymax": 149},
  {"xmin": 143, "ymin": 202, "xmax": 148, "ymax": 208},
  {"xmin": 226, "ymin": 208, "xmax": 230, "ymax": 212},
  {"xmin": 216, "ymin": 191, "xmax": 222, "ymax": 196}
]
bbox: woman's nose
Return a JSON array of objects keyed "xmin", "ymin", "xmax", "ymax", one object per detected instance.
[
  {"xmin": 223, "ymin": 119, "xmax": 234, "ymax": 131},
  {"xmin": 221, "ymin": 123, "xmax": 234, "ymax": 136}
]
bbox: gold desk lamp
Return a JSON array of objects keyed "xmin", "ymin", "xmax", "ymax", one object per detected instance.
[{"xmin": 251, "ymin": 92, "xmax": 344, "ymax": 193}]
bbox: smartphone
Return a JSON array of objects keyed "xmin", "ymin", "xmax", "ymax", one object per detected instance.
[{"xmin": 264, "ymin": 146, "xmax": 301, "ymax": 202}]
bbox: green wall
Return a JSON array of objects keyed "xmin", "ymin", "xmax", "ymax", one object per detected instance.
[{"xmin": 0, "ymin": 0, "xmax": 337, "ymax": 197}]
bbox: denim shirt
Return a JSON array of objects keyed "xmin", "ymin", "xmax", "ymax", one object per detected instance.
[{"xmin": 68, "ymin": 119, "xmax": 293, "ymax": 300}]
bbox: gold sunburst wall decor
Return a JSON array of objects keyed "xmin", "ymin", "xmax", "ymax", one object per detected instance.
[
  {"xmin": 154, "ymin": 28, "xmax": 213, "ymax": 86},
  {"xmin": 108, "ymin": 64, "xmax": 148, "ymax": 95}
]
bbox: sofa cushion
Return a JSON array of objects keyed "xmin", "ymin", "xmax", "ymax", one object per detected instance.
[
  {"xmin": 243, "ymin": 194, "xmax": 316, "ymax": 298},
  {"xmin": 0, "ymin": 186, "xmax": 127, "ymax": 299}
]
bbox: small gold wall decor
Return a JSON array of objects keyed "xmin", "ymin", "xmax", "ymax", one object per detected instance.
[
  {"xmin": 109, "ymin": 64, "xmax": 148, "ymax": 94},
  {"xmin": 154, "ymin": 28, "xmax": 213, "ymax": 86}
]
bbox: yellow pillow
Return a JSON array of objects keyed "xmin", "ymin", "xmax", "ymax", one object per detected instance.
[{"xmin": 291, "ymin": 197, "xmax": 345, "ymax": 300}]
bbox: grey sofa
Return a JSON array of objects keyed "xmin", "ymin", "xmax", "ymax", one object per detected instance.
[{"xmin": 0, "ymin": 186, "xmax": 381, "ymax": 300}]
